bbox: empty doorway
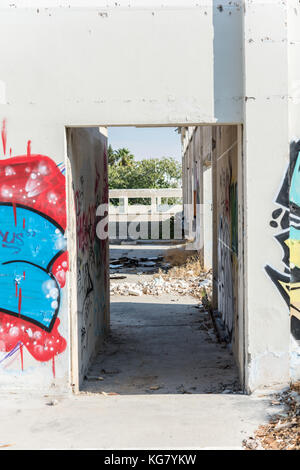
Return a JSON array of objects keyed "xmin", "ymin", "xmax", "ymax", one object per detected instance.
[{"xmin": 66, "ymin": 124, "xmax": 245, "ymax": 394}]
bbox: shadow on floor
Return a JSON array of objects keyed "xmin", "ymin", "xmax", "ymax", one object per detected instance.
[{"xmin": 81, "ymin": 297, "xmax": 241, "ymax": 395}]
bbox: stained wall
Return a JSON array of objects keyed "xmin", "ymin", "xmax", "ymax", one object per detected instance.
[
  {"xmin": 66, "ymin": 127, "xmax": 109, "ymax": 388},
  {"xmin": 0, "ymin": 0, "xmax": 298, "ymax": 392},
  {"xmin": 216, "ymin": 127, "xmax": 238, "ymax": 343}
]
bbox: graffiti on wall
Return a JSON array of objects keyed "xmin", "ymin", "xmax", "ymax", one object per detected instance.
[
  {"xmin": 0, "ymin": 120, "xmax": 68, "ymax": 375},
  {"xmin": 68, "ymin": 129, "xmax": 109, "ymax": 375},
  {"xmin": 265, "ymin": 140, "xmax": 300, "ymax": 340},
  {"xmin": 218, "ymin": 215, "xmax": 234, "ymax": 337},
  {"xmin": 217, "ymin": 149, "xmax": 238, "ymax": 340}
]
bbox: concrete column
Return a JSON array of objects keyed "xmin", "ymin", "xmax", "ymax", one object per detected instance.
[
  {"xmin": 203, "ymin": 166, "xmax": 212, "ymax": 270},
  {"xmin": 185, "ymin": 143, "xmax": 193, "ymax": 240},
  {"xmin": 288, "ymin": 0, "xmax": 300, "ymax": 379},
  {"xmin": 243, "ymin": 1, "xmax": 290, "ymax": 391},
  {"xmin": 197, "ymin": 127, "xmax": 204, "ymax": 261},
  {"xmin": 122, "ymin": 196, "xmax": 128, "ymax": 215},
  {"xmin": 151, "ymin": 196, "xmax": 156, "ymax": 214}
]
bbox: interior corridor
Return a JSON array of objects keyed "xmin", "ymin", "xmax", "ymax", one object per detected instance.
[{"xmin": 82, "ymin": 244, "xmax": 240, "ymax": 395}]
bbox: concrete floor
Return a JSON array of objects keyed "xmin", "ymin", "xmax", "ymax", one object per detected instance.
[
  {"xmin": 0, "ymin": 391, "xmax": 271, "ymax": 449},
  {"xmin": 91, "ymin": 243, "xmax": 240, "ymax": 395},
  {"xmin": 0, "ymin": 245, "xmax": 274, "ymax": 449},
  {"xmin": 83, "ymin": 295, "xmax": 239, "ymax": 395}
]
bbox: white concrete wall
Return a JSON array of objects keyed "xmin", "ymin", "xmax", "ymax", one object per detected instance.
[
  {"xmin": 288, "ymin": 1, "xmax": 300, "ymax": 140},
  {"xmin": 182, "ymin": 126, "xmax": 214, "ymax": 261},
  {"xmin": 0, "ymin": 0, "xmax": 298, "ymax": 392},
  {"xmin": 212, "ymin": 0, "xmax": 243, "ymax": 122},
  {"xmin": 0, "ymin": 1, "xmax": 214, "ymax": 127},
  {"xmin": 203, "ymin": 167, "xmax": 212, "ymax": 269},
  {"xmin": 243, "ymin": 0, "xmax": 291, "ymax": 391},
  {"xmin": 0, "ymin": 0, "xmax": 220, "ymax": 393},
  {"xmin": 0, "ymin": 128, "xmax": 69, "ymax": 393},
  {"xmin": 66, "ymin": 128, "xmax": 109, "ymax": 389},
  {"xmin": 287, "ymin": 1, "xmax": 300, "ymax": 379}
]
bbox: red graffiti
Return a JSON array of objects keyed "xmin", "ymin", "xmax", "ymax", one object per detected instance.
[
  {"xmin": 52, "ymin": 251, "xmax": 69, "ymax": 288},
  {"xmin": 0, "ymin": 312, "xmax": 66, "ymax": 363},
  {"xmin": 1, "ymin": 120, "xmax": 6, "ymax": 156},
  {"xmin": 102, "ymin": 147, "xmax": 109, "ymax": 205},
  {"xmin": 0, "ymin": 136, "xmax": 68, "ymax": 371},
  {"xmin": 26, "ymin": 140, "xmax": 31, "ymax": 158},
  {"xmin": 94, "ymin": 161, "xmax": 101, "ymax": 196},
  {"xmin": 0, "ymin": 154, "xmax": 66, "ymax": 229},
  {"xmin": 76, "ymin": 203, "xmax": 97, "ymax": 252}
]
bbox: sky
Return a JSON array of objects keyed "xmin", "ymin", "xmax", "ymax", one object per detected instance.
[{"xmin": 108, "ymin": 127, "xmax": 181, "ymax": 161}]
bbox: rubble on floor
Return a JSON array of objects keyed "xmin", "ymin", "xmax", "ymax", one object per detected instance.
[
  {"xmin": 110, "ymin": 255, "xmax": 165, "ymax": 272},
  {"xmin": 110, "ymin": 252, "xmax": 212, "ymax": 300},
  {"xmin": 110, "ymin": 274, "xmax": 211, "ymax": 298},
  {"xmin": 243, "ymin": 382, "xmax": 300, "ymax": 450}
]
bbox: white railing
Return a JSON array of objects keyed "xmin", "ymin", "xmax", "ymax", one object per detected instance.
[
  {"xmin": 109, "ymin": 188, "xmax": 182, "ymax": 216},
  {"xmin": 109, "ymin": 188, "xmax": 183, "ymax": 241}
]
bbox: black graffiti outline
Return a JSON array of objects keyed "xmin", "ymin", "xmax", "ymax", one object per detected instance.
[
  {"xmin": 0, "ymin": 260, "xmax": 60, "ymax": 333},
  {"xmin": 0, "ymin": 202, "xmax": 66, "ymax": 333},
  {"xmin": 265, "ymin": 140, "xmax": 300, "ymax": 340}
]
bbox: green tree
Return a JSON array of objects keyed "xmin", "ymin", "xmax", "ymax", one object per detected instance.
[
  {"xmin": 108, "ymin": 149, "xmax": 182, "ymax": 205},
  {"xmin": 107, "ymin": 144, "xmax": 117, "ymax": 166},
  {"xmin": 109, "ymin": 151, "xmax": 181, "ymax": 189},
  {"xmin": 108, "ymin": 146, "xmax": 134, "ymax": 167}
]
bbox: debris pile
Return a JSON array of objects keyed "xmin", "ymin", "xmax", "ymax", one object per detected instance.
[
  {"xmin": 243, "ymin": 382, "xmax": 300, "ymax": 450},
  {"xmin": 110, "ymin": 276, "xmax": 193, "ymax": 297},
  {"xmin": 110, "ymin": 250, "xmax": 213, "ymax": 300}
]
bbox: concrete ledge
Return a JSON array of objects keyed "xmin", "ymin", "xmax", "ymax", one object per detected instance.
[{"xmin": 109, "ymin": 239, "xmax": 185, "ymax": 246}]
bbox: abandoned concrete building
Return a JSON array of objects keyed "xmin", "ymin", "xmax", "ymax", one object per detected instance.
[{"xmin": 0, "ymin": 0, "xmax": 299, "ymax": 396}]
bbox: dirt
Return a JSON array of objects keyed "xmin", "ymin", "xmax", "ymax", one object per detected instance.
[
  {"xmin": 243, "ymin": 382, "xmax": 300, "ymax": 450},
  {"xmin": 110, "ymin": 249, "xmax": 212, "ymax": 301}
]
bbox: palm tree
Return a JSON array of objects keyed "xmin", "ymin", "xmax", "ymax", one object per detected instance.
[
  {"xmin": 107, "ymin": 144, "xmax": 117, "ymax": 166},
  {"xmin": 114, "ymin": 148, "xmax": 135, "ymax": 167}
]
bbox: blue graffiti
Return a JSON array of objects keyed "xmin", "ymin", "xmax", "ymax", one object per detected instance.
[
  {"xmin": 290, "ymin": 151, "xmax": 300, "ymax": 208},
  {"xmin": 0, "ymin": 203, "xmax": 65, "ymax": 331},
  {"xmin": 0, "ymin": 204, "xmax": 65, "ymax": 265},
  {"xmin": 0, "ymin": 262, "xmax": 60, "ymax": 329}
]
